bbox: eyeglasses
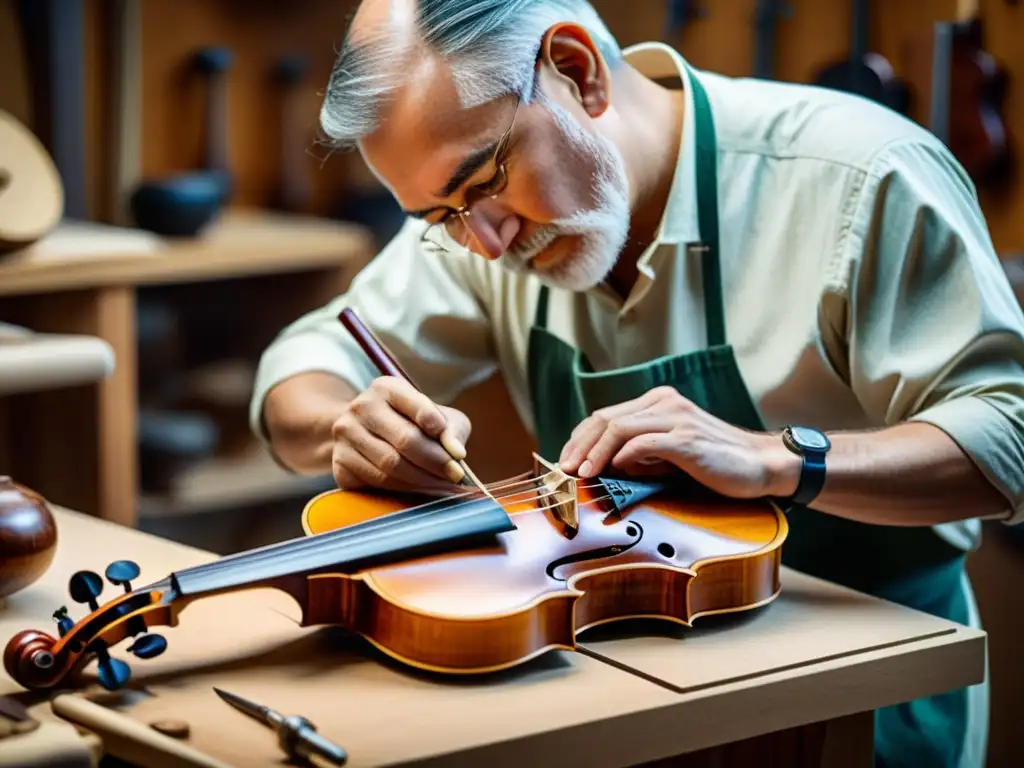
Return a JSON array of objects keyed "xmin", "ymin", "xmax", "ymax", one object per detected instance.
[{"xmin": 420, "ymin": 94, "xmax": 522, "ymax": 256}]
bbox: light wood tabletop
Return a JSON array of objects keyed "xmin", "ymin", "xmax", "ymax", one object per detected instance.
[{"xmin": 0, "ymin": 505, "xmax": 987, "ymax": 767}]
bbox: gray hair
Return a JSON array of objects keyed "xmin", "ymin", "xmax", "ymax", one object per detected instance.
[{"xmin": 319, "ymin": 0, "xmax": 622, "ymax": 150}]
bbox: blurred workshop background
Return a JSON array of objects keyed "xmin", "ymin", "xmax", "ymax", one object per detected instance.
[{"xmin": 0, "ymin": 1, "xmax": 1021, "ymax": 764}]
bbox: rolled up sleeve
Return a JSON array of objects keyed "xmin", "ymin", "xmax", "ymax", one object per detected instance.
[
  {"xmin": 249, "ymin": 217, "xmax": 498, "ymax": 446},
  {"xmin": 841, "ymin": 136, "xmax": 1024, "ymax": 523}
]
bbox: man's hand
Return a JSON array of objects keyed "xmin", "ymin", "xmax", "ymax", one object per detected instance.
[
  {"xmin": 557, "ymin": 386, "xmax": 798, "ymax": 499},
  {"xmin": 332, "ymin": 376, "xmax": 472, "ymax": 493}
]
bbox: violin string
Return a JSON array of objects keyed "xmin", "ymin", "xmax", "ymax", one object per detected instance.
[
  {"xmin": 175, "ymin": 491, "xmax": 619, "ymax": 597},
  {"xmin": 177, "ymin": 477, "xmax": 547, "ymax": 576},
  {"xmin": 183, "ymin": 484, "xmax": 606, "ymax": 581},
  {"xmin": 179, "ymin": 471, "xmax": 630, "ymax": 584},
  {"xmin": 176, "ymin": 485, "xmax": 620, "ymax": 586}
]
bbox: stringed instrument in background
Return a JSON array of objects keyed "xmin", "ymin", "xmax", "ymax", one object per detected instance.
[
  {"xmin": 751, "ymin": 0, "xmax": 792, "ymax": 81},
  {"xmin": 930, "ymin": 0, "xmax": 1015, "ymax": 187},
  {"xmin": 813, "ymin": 0, "xmax": 910, "ymax": 114},
  {"xmin": 4, "ymin": 456, "xmax": 787, "ymax": 691}
]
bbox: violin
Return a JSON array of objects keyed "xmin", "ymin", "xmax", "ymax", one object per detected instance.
[
  {"xmin": 4, "ymin": 454, "xmax": 787, "ymax": 691},
  {"xmin": 945, "ymin": 0, "xmax": 1014, "ymax": 186},
  {"xmin": 813, "ymin": 0, "xmax": 910, "ymax": 115}
]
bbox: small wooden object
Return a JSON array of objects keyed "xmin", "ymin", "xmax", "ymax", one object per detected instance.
[
  {"xmin": 0, "ymin": 476, "xmax": 57, "ymax": 599},
  {"xmin": 0, "ymin": 111, "xmax": 63, "ymax": 254},
  {"xmin": 0, "ymin": 695, "xmax": 39, "ymax": 739},
  {"xmin": 51, "ymin": 694, "xmax": 229, "ymax": 768},
  {"xmin": 149, "ymin": 720, "xmax": 191, "ymax": 739}
]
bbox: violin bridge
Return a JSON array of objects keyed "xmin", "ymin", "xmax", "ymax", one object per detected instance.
[{"xmin": 532, "ymin": 453, "xmax": 579, "ymax": 532}]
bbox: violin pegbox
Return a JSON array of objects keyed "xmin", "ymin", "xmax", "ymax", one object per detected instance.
[
  {"xmin": 4, "ymin": 559, "xmax": 171, "ymax": 693},
  {"xmin": 532, "ymin": 453, "xmax": 579, "ymax": 534}
]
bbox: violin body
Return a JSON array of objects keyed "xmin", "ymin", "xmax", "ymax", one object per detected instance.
[
  {"xmin": 4, "ymin": 457, "xmax": 787, "ymax": 690},
  {"xmin": 300, "ymin": 475, "xmax": 787, "ymax": 674}
]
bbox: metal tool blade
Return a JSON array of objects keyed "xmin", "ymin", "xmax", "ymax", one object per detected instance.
[{"xmin": 213, "ymin": 687, "xmax": 273, "ymax": 728}]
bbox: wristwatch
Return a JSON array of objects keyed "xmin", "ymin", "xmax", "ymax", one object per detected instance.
[{"xmin": 781, "ymin": 425, "xmax": 831, "ymax": 506}]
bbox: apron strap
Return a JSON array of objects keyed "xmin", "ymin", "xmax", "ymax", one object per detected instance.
[
  {"xmin": 687, "ymin": 67, "xmax": 727, "ymax": 348},
  {"xmin": 534, "ymin": 283, "xmax": 551, "ymax": 329}
]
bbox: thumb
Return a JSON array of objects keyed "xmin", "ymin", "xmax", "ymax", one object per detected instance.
[{"xmin": 438, "ymin": 406, "xmax": 472, "ymax": 459}]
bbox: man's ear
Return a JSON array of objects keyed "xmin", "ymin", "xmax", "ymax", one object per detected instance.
[{"xmin": 537, "ymin": 23, "xmax": 611, "ymax": 117}]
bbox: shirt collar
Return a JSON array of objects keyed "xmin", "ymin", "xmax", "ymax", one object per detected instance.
[{"xmin": 621, "ymin": 42, "xmax": 702, "ymax": 264}]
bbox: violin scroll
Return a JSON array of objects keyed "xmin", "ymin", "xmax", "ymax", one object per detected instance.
[
  {"xmin": 4, "ymin": 559, "xmax": 173, "ymax": 691},
  {"xmin": 4, "ymin": 630, "xmax": 60, "ymax": 689}
]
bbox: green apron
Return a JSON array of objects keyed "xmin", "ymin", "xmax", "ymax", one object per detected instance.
[{"xmin": 525, "ymin": 67, "xmax": 972, "ymax": 768}]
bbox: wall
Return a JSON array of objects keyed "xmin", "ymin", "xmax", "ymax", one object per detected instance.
[{"xmin": 69, "ymin": 0, "xmax": 1023, "ymax": 251}]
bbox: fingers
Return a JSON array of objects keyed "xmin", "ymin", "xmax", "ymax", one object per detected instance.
[
  {"xmin": 333, "ymin": 376, "xmax": 474, "ymax": 492},
  {"xmin": 359, "ymin": 399, "xmax": 464, "ymax": 482},
  {"xmin": 559, "ymin": 389, "xmax": 679, "ymax": 474},
  {"xmin": 332, "ymin": 421, "xmax": 460, "ymax": 493},
  {"xmin": 559, "ymin": 398, "xmax": 652, "ymax": 472},
  {"xmin": 370, "ymin": 377, "xmax": 449, "ymax": 440},
  {"xmin": 573, "ymin": 412, "xmax": 676, "ymax": 478},
  {"xmin": 610, "ymin": 432, "xmax": 681, "ymax": 473},
  {"xmin": 438, "ymin": 405, "xmax": 472, "ymax": 461}
]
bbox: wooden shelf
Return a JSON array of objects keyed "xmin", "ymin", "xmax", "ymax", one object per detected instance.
[
  {"xmin": 139, "ymin": 440, "xmax": 333, "ymax": 519},
  {"xmin": 0, "ymin": 208, "xmax": 374, "ymax": 297},
  {"xmin": 0, "ymin": 323, "xmax": 115, "ymax": 396}
]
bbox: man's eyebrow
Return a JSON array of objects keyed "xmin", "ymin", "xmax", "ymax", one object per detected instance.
[
  {"xmin": 437, "ymin": 140, "xmax": 501, "ymax": 199},
  {"xmin": 402, "ymin": 137, "xmax": 504, "ymax": 219}
]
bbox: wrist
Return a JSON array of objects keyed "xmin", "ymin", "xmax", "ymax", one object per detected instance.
[{"xmin": 761, "ymin": 432, "xmax": 803, "ymax": 498}]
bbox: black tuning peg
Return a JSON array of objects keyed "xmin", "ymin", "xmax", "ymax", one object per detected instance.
[
  {"xmin": 105, "ymin": 560, "xmax": 141, "ymax": 592},
  {"xmin": 128, "ymin": 633, "xmax": 167, "ymax": 660},
  {"xmin": 68, "ymin": 570, "xmax": 104, "ymax": 611},
  {"xmin": 52, "ymin": 606, "xmax": 74, "ymax": 637},
  {"xmin": 94, "ymin": 646, "xmax": 131, "ymax": 691}
]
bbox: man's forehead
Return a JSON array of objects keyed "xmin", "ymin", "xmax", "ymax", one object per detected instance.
[{"xmin": 363, "ymin": 54, "xmax": 510, "ymax": 162}]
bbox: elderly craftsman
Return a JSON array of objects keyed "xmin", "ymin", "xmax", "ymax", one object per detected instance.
[{"xmin": 249, "ymin": 1, "xmax": 1024, "ymax": 766}]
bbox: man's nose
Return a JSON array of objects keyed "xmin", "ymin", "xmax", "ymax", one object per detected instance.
[{"xmin": 461, "ymin": 198, "xmax": 521, "ymax": 260}]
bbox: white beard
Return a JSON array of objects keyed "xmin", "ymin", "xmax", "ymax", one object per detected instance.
[{"xmin": 498, "ymin": 95, "xmax": 631, "ymax": 292}]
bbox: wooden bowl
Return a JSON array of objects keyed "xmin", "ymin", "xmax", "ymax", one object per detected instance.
[{"xmin": 0, "ymin": 476, "xmax": 57, "ymax": 600}]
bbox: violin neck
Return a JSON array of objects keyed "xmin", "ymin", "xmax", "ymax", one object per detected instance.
[{"xmin": 165, "ymin": 495, "xmax": 516, "ymax": 600}]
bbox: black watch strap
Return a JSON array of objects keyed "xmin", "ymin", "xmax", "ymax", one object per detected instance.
[
  {"xmin": 791, "ymin": 450, "xmax": 827, "ymax": 506},
  {"xmin": 783, "ymin": 426, "xmax": 830, "ymax": 507}
]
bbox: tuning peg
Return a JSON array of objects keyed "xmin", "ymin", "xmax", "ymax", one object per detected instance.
[
  {"xmin": 105, "ymin": 560, "xmax": 141, "ymax": 592},
  {"xmin": 68, "ymin": 570, "xmax": 104, "ymax": 611},
  {"xmin": 52, "ymin": 606, "xmax": 74, "ymax": 637},
  {"xmin": 94, "ymin": 646, "xmax": 131, "ymax": 691},
  {"xmin": 128, "ymin": 633, "xmax": 167, "ymax": 660}
]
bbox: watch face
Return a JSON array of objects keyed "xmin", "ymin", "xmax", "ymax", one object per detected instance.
[{"xmin": 790, "ymin": 426, "xmax": 830, "ymax": 451}]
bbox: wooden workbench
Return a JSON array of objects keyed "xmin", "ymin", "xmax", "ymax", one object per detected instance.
[
  {"xmin": 0, "ymin": 210, "xmax": 373, "ymax": 528},
  {"xmin": 0, "ymin": 505, "xmax": 986, "ymax": 767}
]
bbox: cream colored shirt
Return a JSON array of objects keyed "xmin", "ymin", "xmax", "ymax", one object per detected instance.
[{"xmin": 250, "ymin": 41, "xmax": 1024, "ymax": 549}]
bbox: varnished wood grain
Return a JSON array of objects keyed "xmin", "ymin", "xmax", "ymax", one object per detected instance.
[
  {"xmin": 300, "ymin": 477, "xmax": 786, "ymax": 674},
  {"xmin": 0, "ymin": 476, "xmax": 57, "ymax": 599}
]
